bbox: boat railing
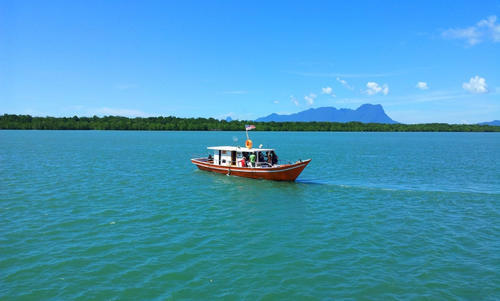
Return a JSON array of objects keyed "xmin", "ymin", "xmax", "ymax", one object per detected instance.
[
  {"xmin": 255, "ymin": 162, "xmax": 273, "ymax": 168},
  {"xmin": 192, "ymin": 154, "xmax": 213, "ymax": 162},
  {"xmin": 276, "ymin": 159, "xmax": 294, "ymax": 165},
  {"xmin": 254, "ymin": 159, "xmax": 295, "ymax": 167},
  {"xmin": 193, "ymin": 155, "xmax": 300, "ymax": 167}
]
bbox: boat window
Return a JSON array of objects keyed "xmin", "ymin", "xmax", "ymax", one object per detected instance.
[{"xmin": 231, "ymin": 151, "xmax": 236, "ymax": 165}]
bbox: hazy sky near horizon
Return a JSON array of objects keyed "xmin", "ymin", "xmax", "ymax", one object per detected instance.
[{"xmin": 1, "ymin": 0, "xmax": 500, "ymax": 123}]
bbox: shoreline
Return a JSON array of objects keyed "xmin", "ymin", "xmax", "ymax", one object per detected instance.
[{"xmin": 1, "ymin": 114, "xmax": 499, "ymax": 132}]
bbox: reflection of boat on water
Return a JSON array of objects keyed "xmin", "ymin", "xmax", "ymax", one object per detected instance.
[{"xmin": 191, "ymin": 125, "xmax": 311, "ymax": 181}]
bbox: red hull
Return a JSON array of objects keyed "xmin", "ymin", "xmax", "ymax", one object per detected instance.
[{"xmin": 191, "ymin": 158, "xmax": 311, "ymax": 181}]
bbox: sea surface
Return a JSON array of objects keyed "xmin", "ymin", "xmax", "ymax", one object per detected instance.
[{"xmin": 1, "ymin": 130, "xmax": 499, "ymax": 300}]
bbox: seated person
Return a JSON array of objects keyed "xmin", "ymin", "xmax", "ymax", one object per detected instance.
[
  {"xmin": 249, "ymin": 153, "xmax": 256, "ymax": 167},
  {"xmin": 258, "ymin": 152, "xmax": 265, "ymax": 163},
  {"xmin": 271, "ymin": 151, "xmax": 278, "ymax": 165}
]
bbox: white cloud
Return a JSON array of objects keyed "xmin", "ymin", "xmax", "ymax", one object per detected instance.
[
  {"xmin": 336, "ymin": 77, "xmax": 354, "ymax": 90},
  {"xmin": 365, "ymin": 82, "xmax": 389, "ymax": 96},
  {"xmin": 290, "ymin": 95, "xmax": 299, "ymax": 106},
  {"xmin": 443, "ymin": 15, "xmax": 500, "ymax": 45},
  {"xmin": 322, "ymin": 86, "xmax": 333, "ymax": 95},
  {"xmin": 478, "ymin": 16, "xmax": 500, "ymax": 42},
  {"xmin": 463, "ymin": 76, "xmax": 488, "ymax": 94},
  {"xmin": 304, "ymin": 93, "xmax": 317, "ymax": 105},
  {"xmin": 443, "ymin": 27, "xmax": 481, "ymax": 45},
  {"xmin": 416, "ymin": 82, "xmax": 429, "ymax": 90},
  {"xmin": 273, "ymin": 100, "xmax": 279, "ymax": 104},
  {"xmin": 59, "ymin": 105, "xmax": 149, "ymax": 117}
]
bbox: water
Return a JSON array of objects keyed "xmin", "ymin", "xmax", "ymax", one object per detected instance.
[{"xmin": 1, "ymin": 131, "xmax": 499, "ymax": 300}]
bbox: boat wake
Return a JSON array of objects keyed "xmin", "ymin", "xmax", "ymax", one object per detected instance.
[
  {"xmin": 296, "ymin": 178, "xmax": 499, "ymax": 195},
  {"xmin": 294, "ymin": 179, "xmax": 330, "ymax": 185}
]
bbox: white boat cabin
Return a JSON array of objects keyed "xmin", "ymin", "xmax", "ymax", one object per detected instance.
[{"xmin": 207, "ymin": 146, "xmax": 279, "ymax": 168}]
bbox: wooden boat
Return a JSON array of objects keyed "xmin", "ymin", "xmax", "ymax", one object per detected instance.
[{"xmin": 191, "ymin": 145, "xmax": 311, "ymax": 181}]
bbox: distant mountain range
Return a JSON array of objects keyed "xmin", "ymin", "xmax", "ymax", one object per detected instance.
[
  {"xmin": 478, "ymin": 120, "xmax": 500, "ymax": 126},
  {"xmin": 255, "ymin": 104, "xmax": 398, "ymax": 124}
]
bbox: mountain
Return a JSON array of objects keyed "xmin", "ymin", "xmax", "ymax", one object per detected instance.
[
  {"xmin": 255, "ymin": 104, "xmax": 398, "ymax": 124},
  {"xmin": 478, "ymin": 120, "xmax": 500, "ymax": 126}
]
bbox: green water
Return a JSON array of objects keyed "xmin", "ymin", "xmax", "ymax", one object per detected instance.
[{"xmin": 1, "ymin": 131, "xmax": 499, "ymax": 300}]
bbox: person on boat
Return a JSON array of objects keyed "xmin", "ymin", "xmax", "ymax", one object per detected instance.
[
  {"xmin": 258, "ymin": 152, "xmax": 265, "ymax": 163},
  {"xmin": 271, "ymin": 151, "xmax": 278, "ymax": 165},
  {"xmin": 240, "ymin": 156, "xmax": 246, "ymax": 167},
  {"xmin": 249, "ymin": 153, "xmax": 256, "ymax": 167}
]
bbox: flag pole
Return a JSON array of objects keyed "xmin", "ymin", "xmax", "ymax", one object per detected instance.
[{"xmin": 245, "ymin": 125, "xmax": 255, "ymax": 142}]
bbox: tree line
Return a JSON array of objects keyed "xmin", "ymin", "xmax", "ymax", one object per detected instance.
[{"xmin": 1, "ymin": 114, "xmax": 499, "ymax": 132}]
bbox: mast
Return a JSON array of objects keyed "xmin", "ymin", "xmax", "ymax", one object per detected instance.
[{"xmin": 244, "ymin": 124, "xmax": 255, "ymax": 148}]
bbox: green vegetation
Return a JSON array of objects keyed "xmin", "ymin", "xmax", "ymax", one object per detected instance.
[{"xmin": 1, "ymin": 114, "xmax": 499, "ymax": 132}]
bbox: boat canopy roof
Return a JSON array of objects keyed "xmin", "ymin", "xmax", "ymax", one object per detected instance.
[{"xmin": 207, "ymin": 146, "xmax": 275, "ymax": 152}]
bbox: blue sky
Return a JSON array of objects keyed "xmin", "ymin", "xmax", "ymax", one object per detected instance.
[{"xmin": 1, "ymin": 0, "xmax": 500, "ymax": 123}]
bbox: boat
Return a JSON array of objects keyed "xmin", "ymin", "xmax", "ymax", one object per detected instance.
[{"xmin": 191, "ymin": 125, "xmax": 311, "ymax": 181}]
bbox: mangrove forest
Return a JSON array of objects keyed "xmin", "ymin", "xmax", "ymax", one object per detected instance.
[{"xmin": 1, "ymin": 114, "xmax": 499, "ymax": 132}]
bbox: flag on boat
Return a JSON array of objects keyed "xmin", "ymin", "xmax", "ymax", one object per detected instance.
[{"xmin": 245, "ymin": 125, "xmax": 256, "ymax": 131}]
